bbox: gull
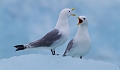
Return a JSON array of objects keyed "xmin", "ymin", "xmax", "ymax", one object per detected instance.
[
  {"xmin": 14, "ymin": 8, "xmax": 76, "ymax": 55},
  {"xmin": 63, "ymin": 16, "xmax": 91, "ymax": 59}
]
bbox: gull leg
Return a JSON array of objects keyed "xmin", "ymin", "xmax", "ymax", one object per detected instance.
[
  {"xmin": 80, "ymin": 56, "xmax": 82, "ymax": 59},
  {"xmin": 51, "ymin": 49, "xmax": 55, "ymax": 55},
  {"xmin": 51, "ymin": 49, "xmax": 59, "ymax": 55}
]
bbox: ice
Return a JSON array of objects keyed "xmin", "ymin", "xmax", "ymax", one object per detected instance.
[{"xmin": 0, "ymin": 54, "xmax": 119, "ymax": 70}]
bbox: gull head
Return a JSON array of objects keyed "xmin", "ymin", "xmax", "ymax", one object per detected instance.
[
  {"xmin": 77, "ymin": 16, "xmax": 88, "ymax": 26},
  {"xmin": 59, "ymin": 8, "xmax": 76, "ymax": 18}
]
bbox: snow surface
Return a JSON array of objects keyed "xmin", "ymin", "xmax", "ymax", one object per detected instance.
[{"xmin": 0, "ymin": 54, "xmax": 119, "ymax": 70}]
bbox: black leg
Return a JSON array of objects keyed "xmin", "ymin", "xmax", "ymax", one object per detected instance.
[
  {"xmin": 51, "ymin": 49, "xmax": 59, "ymax": 55},
  {"xmin": 80, "ymin": 56, "xmax": 82, "ymax": 59},
  {"xmin": 51, "ymin": 49, "xmax": 55, "ymax": 55}
]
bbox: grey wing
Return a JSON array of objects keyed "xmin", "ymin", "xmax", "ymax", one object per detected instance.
[
  {"xmin": 29, "ymin": 29, "xmax": 62, "ymax": 47},
  {"xmin": 63, "ymin": 39, "xmax": 74, "ymax": 56}
]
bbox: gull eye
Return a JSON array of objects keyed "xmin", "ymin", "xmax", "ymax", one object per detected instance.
[
  {"xmin": 83, "ymin": 18, "xmax": 85, "ymax": 20},
  {"xmin": 69, "ymin": 11, "xmax": 70, "ymax": 12}
]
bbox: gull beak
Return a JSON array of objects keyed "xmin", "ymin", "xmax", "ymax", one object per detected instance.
[
  {"xmin": 72, "ymin": 8, "xmax": 75, "ymax": 11},
  {"xmin": 71, "ymin": 14, "xmax": 76, "ymax": 16},
  {"xmin": 71, "ymin": 8, "xmax": 76, "ymax": 16},
  {"xmin": 77, "ymin": 17, "xmax": 83, "ymax": 25}
]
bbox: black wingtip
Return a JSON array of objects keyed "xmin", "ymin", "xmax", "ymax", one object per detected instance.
[
  {"xmin": 14, "ymin": 45, "xmax": 23, "ymax": 48},
  {"xmin": 14, "ymin": 45, "xmax": 26, "ymax": 51}
]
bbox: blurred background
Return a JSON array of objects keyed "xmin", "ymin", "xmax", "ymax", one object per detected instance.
[{"xmin": 0, "ymin": 0, "xmax": 120, "ymax": 67}]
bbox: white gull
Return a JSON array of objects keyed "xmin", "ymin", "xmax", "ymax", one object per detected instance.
[
  {"xmin": 14, "ymin": 8, "xmax": 76, "ymax": 55},
  {"xmin": 63, "ymin": 16, "xmax": 91, "ymax": 59}
]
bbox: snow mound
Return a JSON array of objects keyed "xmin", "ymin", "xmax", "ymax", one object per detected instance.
[{"xmin": 0, "ymin": 54, "xmax": 119, "ymax": 70}]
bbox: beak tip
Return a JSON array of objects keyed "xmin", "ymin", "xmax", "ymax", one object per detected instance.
[
  {"xmin": 72, "ymin": 8, "xmax": 75, "ymax": 11},
  {"xmin": 71, "ymin": 14, "xmax": 76, "ymax": 16}
]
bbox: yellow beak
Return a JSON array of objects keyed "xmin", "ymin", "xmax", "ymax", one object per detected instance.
[
  {"xmin": 71, "ymin": 8, "xmax": 76, "ymax": 16},
  {"xmin": 71, "ymin": 14, "xmax": 76, "ymax": 16},
  {"xmin": 72, "ymin": 8, "xmax": 75, "ymax": 11}
]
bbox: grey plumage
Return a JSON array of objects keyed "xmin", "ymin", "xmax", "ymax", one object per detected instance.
[
  {"xmin": 14, "ymin": 8, "xmax": 76, "ymax": 55},
  {"xmin": 62, "ymin": 16, "xmax": 91, "ymax": 59},
  {"xmin": 14, "ymin": 29, "xmax": 62, "ymax": 51},
  {"xmin": 63, "ymin": 39, "xmax": 74, "ymax": 56},
  {"xmin": 29, "ymin": 29, "xmax": 62, "ymax": 47}
]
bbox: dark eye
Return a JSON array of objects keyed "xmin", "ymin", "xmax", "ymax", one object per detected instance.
[
  {"xmin": 83, "ymin": 18, "xmax": 85, "ymax": 20},
  {"xmin": 69, "ymin": 11, "xmax": 70, "ymax": 12}
]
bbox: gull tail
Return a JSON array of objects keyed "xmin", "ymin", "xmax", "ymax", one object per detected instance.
[{"xmin": 14, "ymin": 45, "xmax": 26, "ymax": 51}]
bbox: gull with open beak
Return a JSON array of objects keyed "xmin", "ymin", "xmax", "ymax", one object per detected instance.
[
  {"xmin": 14, "ymin": 8, "xmax": 76, "ymax": 55},
  {"xmin": 63, "ymin": 16, "xmax": 91, "ymax": 59}
]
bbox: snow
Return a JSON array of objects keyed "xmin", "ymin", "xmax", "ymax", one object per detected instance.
[{"xmin": 0, "ymin": 54, "xmax": 119, "ymax": 70}]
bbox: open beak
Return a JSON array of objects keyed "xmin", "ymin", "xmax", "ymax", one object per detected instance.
[
  {"xmin": 71, "ymin": 8, "xmax": 76, "ymax": 16},
  {"xmin": 77, "ymin": 17, "xmax": 83, "ymax": 25}
]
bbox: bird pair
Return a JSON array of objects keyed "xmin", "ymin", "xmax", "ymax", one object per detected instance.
[{"xmin": 14, "ymin": 8, "xmax": 91, "ymax": 59}]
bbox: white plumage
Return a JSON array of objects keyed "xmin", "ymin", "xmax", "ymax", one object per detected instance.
[
  {"xmin": 63, "ymin": 16, "xmax": 91, "ymax": 59},
  {"xmin": 14, "ymin": 8, "xmax": 76, "ymax": 55}
]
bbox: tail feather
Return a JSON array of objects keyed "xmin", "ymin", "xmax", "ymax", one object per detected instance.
[{"xmin": 14, "ymin": 45, "xmax": 26, "ymax": 51}]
